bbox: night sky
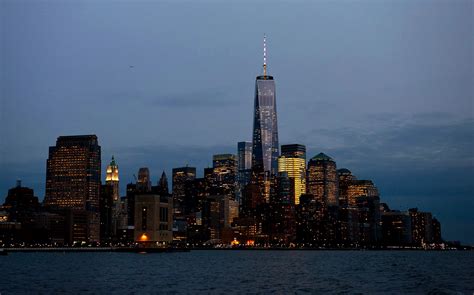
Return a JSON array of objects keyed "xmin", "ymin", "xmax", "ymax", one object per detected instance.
[{"xmin": 1, "ymin": 1, "xmax": 472, "ymax": 243}]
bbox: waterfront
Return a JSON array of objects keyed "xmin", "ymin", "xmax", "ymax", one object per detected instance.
[{"xmin": 2, "ymin": 251, "xmax": 473, "ymax": 294}]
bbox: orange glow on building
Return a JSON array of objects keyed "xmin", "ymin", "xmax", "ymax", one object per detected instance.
[
  {"xmin": 231, "ymin": 238, "xmax": 240, "ymax": 246},
  {"xmin": 246, "ymin": 240, "xmax": 255, "ymax": 246},
  {"xmin": 139, "ymin": 233, "xmax": 148, "ymax": 241}
]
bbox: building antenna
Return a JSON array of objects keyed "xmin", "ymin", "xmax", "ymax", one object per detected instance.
[{"xmin": 263, "ymin": 34, "xmax": 267, "ymax": 79}]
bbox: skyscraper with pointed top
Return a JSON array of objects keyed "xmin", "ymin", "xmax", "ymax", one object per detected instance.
[
  {"xmin": 105, "ymin": 156, "xmax": 119, "ymax": 201},
  {"xmin": 157, "ymin": 171, "xmax": 169, "ymax": 196},
  {"xmin": 251, "ymin": 34, "xmax": 279, "ymax": 203}
]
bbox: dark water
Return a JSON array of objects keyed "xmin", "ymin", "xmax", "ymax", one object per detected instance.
[{"xmin": 1, "ymin": 250, "xmax": 473, "ymax": 294}]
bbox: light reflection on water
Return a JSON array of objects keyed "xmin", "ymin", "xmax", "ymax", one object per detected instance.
[{"xmin": 2, "ymin": 250, "xmax": 473, "ymax": 294}]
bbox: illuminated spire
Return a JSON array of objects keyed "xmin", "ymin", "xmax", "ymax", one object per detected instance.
[{"xmin": 263, "ymin": 34, "xmax": 267, "ymax": 77}]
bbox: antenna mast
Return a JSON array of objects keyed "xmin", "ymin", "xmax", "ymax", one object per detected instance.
[{"xmin": 263, "ymin": 34, "xmax": 267, "ymax": 79}]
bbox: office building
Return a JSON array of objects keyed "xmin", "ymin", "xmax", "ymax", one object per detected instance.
[
  {"xmin": 381, "ymin": 210, "xmax": 412, "ymax": 245},
  {"xmin": 137, "ymin": 167, "xmax": 151, "ymax": 193},
  {"xmin": 278, "ymin": 144, "xmax": 306, "ymax": 205},
  {"xmin": 306, "ymin": 153, "xmax": 339, "ymax": 207},
  {"xmin": 134, "ymin": 194, "xmax": 173, "ymax": 245},
  {"xmin": 337, "ymin": 168, "xmax": 356, "ymax": 207},
  {"xmin": 44, "ymin": 135, "xmax": 101, "ymax": 242},
  {"xmin": 409, "ymin": 208, "xmax": 434, "ymax": 245},
  {"xmin": 251, "ymin": 35, "xmax": 279, "ymax": 203}
]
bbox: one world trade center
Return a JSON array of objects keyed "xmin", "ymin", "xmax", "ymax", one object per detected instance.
[{"xmin": 251, "ymin": 35, "xmax": 279, "ymax": 203}]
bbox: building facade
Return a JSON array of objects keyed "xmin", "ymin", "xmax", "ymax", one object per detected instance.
[
  {"xmin": 44, "ymin": 135, "xmax": 101, "ymax": 242},
  {"xmin": 237, "ymin": 142, "xmax": 252, "ymax": 204},
  {"xmin": 278, "ymin": 144, "xmax": 306, "ymax": 205},
  {"xmin": 134, "ymin": 194, "xmax": 173, "ymax": 245},
  {"xmin": 306, "ymin": 153, "xmax": 338, "ymax": 207}
]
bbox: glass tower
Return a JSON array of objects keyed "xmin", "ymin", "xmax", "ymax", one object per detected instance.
[
  {"xmin": 251, "ymin": 35, "xmax": 279, "ymax": 202},
  {"xmin": 278, "ymin": 144, "xmax": 306, "ymax": 205}
]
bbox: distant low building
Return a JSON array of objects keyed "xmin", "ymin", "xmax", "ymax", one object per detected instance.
[
  {"xmin": 381, "ymin": 211, "xmax": 412, "ymax": 246},
  {"xmin": 134, "ymin": 194, "xmax": 173, "ymax": 245}
]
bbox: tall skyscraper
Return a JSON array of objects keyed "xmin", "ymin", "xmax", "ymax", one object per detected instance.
[
  {"xmin": 237, "ymin": 142, "xmax": 252, "ymax": 204},
  {"xmin": 44, "ymin": 135, "xmax": 101, "ymax": 242},
  {"xmin": 104, "ymin": 156, "xmax": 120, "ymax": 240},
  {"xmin": 172, "ymin": 166, "xmax": 196, "ymax": 216},
  {"xmin": 306, "ymin": 153, "xmax": 339, "ymax": 207},
  {"xmin": 212, "ymin": 154, "xmax": 237, "ymax": 198},
  {"xmin": 238, "ymin": 142, "xmax": 252, "ymax": 171},
  {"xmin": 251, "ymin": 35, "xmax": 279, "ymax": 202},
  {"xmin": 278, "ymin": 144, "xmax": 306, "ymax": 205},
  {"xmin": 105, "ymin": 156, "xmax": 119, "ymax": 201}
]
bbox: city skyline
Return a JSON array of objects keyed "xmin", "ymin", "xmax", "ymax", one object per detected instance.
[{"xmin": 1, "ymin": 1, "xmax": 472, "ymax": 245}]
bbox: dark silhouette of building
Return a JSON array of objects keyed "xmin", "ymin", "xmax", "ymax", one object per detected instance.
[
  {"xmin": 137, "ymin": 167, "xmax": 151, "ymax": 193},
  {"xmin": 3, "ymin": 180, "xmax": 39, "ymax": 223},
  {"xmin": 355, "ymin": 196, "xmax": 381, "ymax": 245},
  {"xmin": 432, "ymin": 217, "xmax": 442, "ymax": 243},
  {"xmin": 100, "ymin": 184, "xmax": 114, "ymax": 242},
  {"xmin": 409, "ymin": 208, "xmax": 434, "ymax": 245},
  {"xmin": 269, "ymin": 172, "xmax": 296, "ymax": 244},
  {"xmin": 126, "ymin": 182, "xmax": 137, "ymax": 227},
  {"xmin": 157, "ymin": 171, "xmax": 169, "ymax": 196},
  {"xmin": 172, "ymin": 166, "xmax": 196, "ymax": 215},
  {"xmin": 44, "ymin": 135, "xmax": 101, "ymax": 242},
  {"xmin": 381, "ymin": 210, "xmax": 412, "ymax": 245},
  {"xmin": 237, "ymin": 142, "xmax": 252, "ymax": 204}
]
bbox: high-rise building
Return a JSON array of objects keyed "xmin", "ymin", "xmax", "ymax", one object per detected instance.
[
  {"xmin": 355, "ymin": 195, "xmax": 381, "ymax": 245},
  {"xmin": 238, "ymin": 142, "xmax": 252, "ymax": 171},
  {"xmin": 251, "ymin": 35, "xmax": 279, "ymax": 203},
  {"xmin": 347, "ymin": 180, "xmax": 379, "ymax": 207},
  {"xmin": 237, "ymin": 142, "xmax": 252, "ymax": 203},
  {"xmin": 100, "ymin": 184, "xmax": 114, "ymax": 242},
  {"xmin": 104, "ymin": 156, "xmax": 120, "ymax": 240},
  {"xmin": 337, "ymin": 168, "xmax": 356, "ymax": 207},
  {"xmin": 157, "ymin": 171, "xmax": 169, "ymax": 196},
  {"xmin": 105, "ymin": 156, "xmax": 120, "ymax": 201},
  {"xmin": 212, "ymin": 154, "xmax": 237, "ymax": 198},
  {"xmin": 409, "ymin": 208, "xmax": 434, "ymax": 245},
  {"xmin": 269, "ymin": 172, "xmax": 296, "ymax": 244},
  {"xmin": 306, "ymin": 153, "xmax": 339, "ymax": 207},
  {"xmin": 172, "ymin": 166, "xmax": 196, "ymax": 216},
  {"xmin": 44, "ymin": 135, "xmax": 101, "ymax": 242},
  {"xmin": 278, "ymin": 144, "xmax": 306, "ymax": 205},
  {"xmin": 137, "ymin": 167, "xmax": 151, "ymax": 193}
]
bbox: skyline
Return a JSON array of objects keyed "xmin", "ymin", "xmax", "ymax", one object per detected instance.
[{"xmin": 1, "ymin": 0, "xmax": 472, "ymax": 245}]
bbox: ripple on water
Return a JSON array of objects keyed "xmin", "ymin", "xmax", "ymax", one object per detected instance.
[{"xmin": 1, "ymin": 251, "xmax": 473, "ymax": 294}]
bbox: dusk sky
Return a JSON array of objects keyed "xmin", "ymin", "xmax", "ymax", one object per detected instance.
[{"xmin": 1, "ymin": 0, "xmax": 472, "ymax": 243}]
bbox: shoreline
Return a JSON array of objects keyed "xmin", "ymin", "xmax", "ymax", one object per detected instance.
[{"xmin": 1, "ymin": 246, "xmax": 471, "ymax": 253}]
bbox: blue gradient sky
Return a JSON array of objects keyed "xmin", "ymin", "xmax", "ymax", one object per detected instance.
[{"xmin": 1, "ymin": 0, "xmax": 473, "ymax": 243}]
